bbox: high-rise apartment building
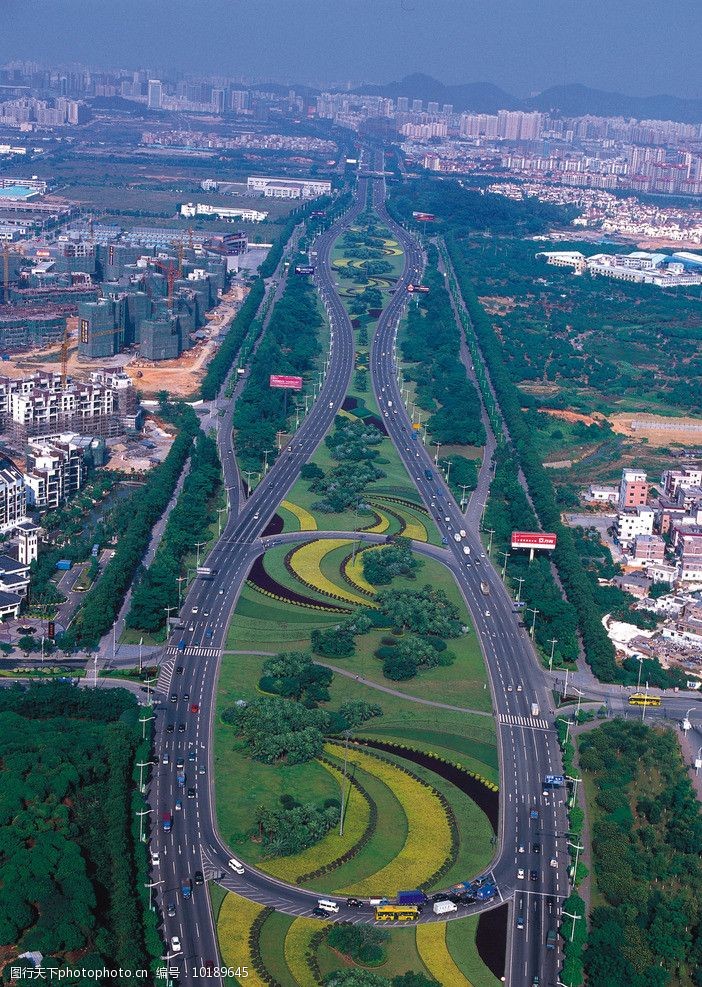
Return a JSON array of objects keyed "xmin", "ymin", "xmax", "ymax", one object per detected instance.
[{"xmin": 147, "ymin": 79, "xmax": 163, "ymax": 110}]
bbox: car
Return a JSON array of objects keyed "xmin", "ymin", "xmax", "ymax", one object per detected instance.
[
  {"xmin": 228, "ymin": 858, "xmax": 245, "ymax": 874},
  {"xmin": 203, "ymin": 610, "xmax": 209, "ymax": 617},
  {"xmin": 530, "ymin": 808, "xmax": 539, "ymax": 819},
  {"xmin": 518, "ymin": 844, "xmax": 525, "ymax": 853},
  {"xmin": 533, "ymin": 842, "xmax": 541, "ymax": 854},
  {"xmin": 546, "ymin": 896, "xmax": 555, "ymax": 909},
  {"xmin": 189, "ymin": 703, "xmax": 200, "ymax": 714},
  {"xmin": 187, "ymin": 787, "xmax": 196, "ymax": 799},
  {"xmin": 176, "ymin": 666, "xmax": 184, "ymax": 675},
  {"xmin": 532, "ymin": 978, "xmax": 540, "ymax": 987},
  {"xmin": 167, "ymin": 902, "xmax": 176, "ymax": 918},
  {"xmin": 507, "ymin": 685, "xmax": 513, "ymax": 692},
  {"xmin": 166, "ymin": 723, "xmax": 175, "ymax": 734},
  {"xmin": 516, "ymin": 914, "xmax": 524, "ymax": 930},
  {"xmin": 198, "ymin": 765, "xmax": 205, "ymax": 775},
  {"xmin": 188, "ymin": 749, "xmax": 196, "ymax": 761},
  {"xmin": 170, "ymin": 936, "xmax": 182, "ymax": 953},
  {"xmin": 550, "ymin": 858, "xmax": 558, "ymax": 868},
  {"xmin": 384, "ymin": 411, "xmax": 388, "ymax": 417},
  {"xmin": 175, "ymin": 799, "xmax": 182, "ymax": 811},
  {"xmin": 475, "ymin": 558, "xmax": 481, "ymax": 565},
  {"xmin": 441, "ymin": 537, "xmax": 449, "ymax": 545},
  {"xmin": 176, "ymin": 757, "xmax": 184, "ymax": 769},
  {"xmin": 516, "ymin": 684, "xmax": 523, "ymax": 692},
  {"xmin": 169, "ymin": 693, "xmax": 178, "ymax": 703},
  {"xmin": 191, "ymin": 607, "xmax": 199, "ymax": 614},
  {"xmin": 180, "ymin": 881, "xmax": 191, "ymax": 900},
  {"xmin": 178, "ymin": 722, "xmax": 186, "ymax": 733},
  {"xmin": 219, "ymin": 588, "xmax": 224, "ymax": 594},
  {"xmin": 205, "ymin": 628, "xmax": 212, "ymax": 638},
  {"xmin": 484, "ymin": 610, "xmax": 491, "ymax": 617},
  {"xmin": 188, "ymin": 625, "xmax": 194, "ymax": 631},
  {"xmin": 530, "ymin": 870, "xmax": 538, "ymax": 882},
  {"xmin": 183, "ymin": 693, "xmax": 190, "ymax": 701},
  {"xmin": 517, "ymin": 868, "xmax": 525, "ymax": 880},
  {"xmin": 194, "ymin": 870, "xmax": 204, "ymax": 886},
  {"xmin": 312, "ymin": 907, "xmax": 329, "ymax": 917},
  {"xmin": 162, "ymin": 753, "xmax": 170, "ymax": 765},
  {"xmin": 151, "ymin": 850, "xmax": 160, "ymax": 865},
  {"xmin": 253, "ymin": 512, "xmax": 260, "ymax": 520},
  {"xmin": 346, "ymin": 897, "xmax": 363, "ymax": 908}
]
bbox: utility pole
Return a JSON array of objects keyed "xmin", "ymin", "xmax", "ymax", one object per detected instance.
[
  {"xmin": 526, "ymin": 606, "xmax": 539, "ymax": 640},
  {"xmin": 548, "ymin": 638, "xmax": 558, "ymax": 673},
  {"xmin": 138, "ymin": 636, "xmax": 144, "ymax": 676},
  {"xmin": 442, "ymin": 459, "xmax": 452, "ymax": 485},
  {"xmin": 276, "ymin": 430, "xmax": 285, "ymax": 451},
  {"xmin": 514, "ymin": 575, "xmax": 525, "ymax": 605},
  {"xmin": 642, "ymin": 680, "xmax": 650, "ymax": 723}
]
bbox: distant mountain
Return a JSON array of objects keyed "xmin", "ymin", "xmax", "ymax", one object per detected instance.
[
  {"xmin": 355, "ymin": 73, "xmax": 522, "ymax": 114},
  {"xmin": 529, "ymin": 84, "xmax": 702, "ymax": 124},
  {"xmin": 353, "ymin": 74, "xmax": 702, "ymax": 124}
]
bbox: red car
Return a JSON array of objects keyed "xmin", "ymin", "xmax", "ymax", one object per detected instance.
[{"xmin": 189, "ymin": 703, "xmax": 200, "ymax": 714}]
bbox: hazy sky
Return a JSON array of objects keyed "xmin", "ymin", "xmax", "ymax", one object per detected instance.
[{"xmin": 2, "ymin": 0, "xmax": 701, "ymax": 98}]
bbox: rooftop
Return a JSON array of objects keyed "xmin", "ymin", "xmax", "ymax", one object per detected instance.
[{"xmin": 0, "ymin": 184, "xmax": 39, "ymax": 201}]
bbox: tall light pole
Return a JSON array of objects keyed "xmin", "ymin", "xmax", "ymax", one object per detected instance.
[
  {"xmin": 143, "ymin": 676, "xmax": 157, "ymax": 707},
  {"xmin": 557, "ymin": 716, "xmax": 572, "ymax": 744},
  {"xmin": 137, "ymin": 760, "xmax": 157, "ymax": 793},
  {"xmin": 195, "ymin": 541, "xmax": 206, "ymax": 567},
  {"xmin": 498, "ymin": 550, "xmax": 509, "ymax": 581},
  {"xmin": 636, "ymin": 654, "xmax": 644, "ymax": 692},
  {"xmin": 441, "ymin": 459, "xmax": 452, "ymax": 485},
  {"xmin": 145, "ymin": 880, "xmax": 164, "ymax": 913},
  {"xmin": 217, "ymin": 506, "xmax": 227, "ymax": 536},
  {"xmin": 242, "ymin": 469, "xmax": 259, "ymax": 495},
  {"xmin": 485, "ymin": 528, "xmax": 495, "ymax": 556},
  {"xmin": 562, "ymin": 908, "xmax": 583, "ymax": 942},
  {"xmin": 459, "ymin": 483, "xmax": 471, "ymax": 510},
  {"xmin": 139, "ymin": 711, "xmax": 154, "ymax": 741},
  {"xmin": 574, "ymin": 687, "xmax": 584, "ymax": 721},
  {"xmin": 262, "ymin": 449, "xmax": 272, "ymax": 474},
  {"xmin": 526, "ymin": 607, "xmax": 539, "ymax": 641},
  {"xmin": 514, "ymin": 575, "xmax": 525, "ymax": 604},
  {"xmin": 339, "ymin": 730, "xmax": 352, "ymax": 837},
  {"xmin": 138, "ymin": 636, "xmax": 144, "ymax": 676},
  {"xmin": 433, "ymin": 441, "xmax": 441, "ymax": 465},
  {"xmin": 164, "ymin": 605, "xmax": 176, "ymax": 630},
  {"xmin": 548, "ymin": 638, "xmax": 558, "ymax": 673},
  {"xmin": 566, "ymin": 774, "xmax": 581, "ymax": 807},
  {"xmin": 136, "ymin": 807, "xmax": 153, "ymax": 843}
]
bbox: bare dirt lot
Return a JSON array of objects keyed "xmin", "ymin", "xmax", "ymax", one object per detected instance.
[
  {"xmin": 611, "ymin": 412, "xmax": 702, "ymax": 446},
  {"xmin": 540, "ymin": 408, "xmax": 606, "ymax": 426}
]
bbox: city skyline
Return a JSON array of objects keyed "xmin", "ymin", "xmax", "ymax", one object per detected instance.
[{"xmin": 1, "ymin": 0, "xmax": 702, "ymax": 100}]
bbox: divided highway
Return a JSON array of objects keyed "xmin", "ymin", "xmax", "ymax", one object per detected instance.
[{"xmin": 147, "ymin": 157, "xmax": 571, "ymax": 986}]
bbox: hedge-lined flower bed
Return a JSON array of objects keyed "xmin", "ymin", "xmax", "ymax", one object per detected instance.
[
  {"xmin": 287, "ymin": 539, "xmax": 377, "ymax": 608},
  {"xmin": 217, "ymin": 892, "xmax": 269, "ymax": 987},
  {"xmin": 416, "ymin": 922, "xmax": 471, "ymax": 987}
]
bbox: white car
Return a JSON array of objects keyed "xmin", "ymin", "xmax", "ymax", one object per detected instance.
[
  {"xmin": 518, "ymin": 844, "xmax": 525, "ymax": 854},
  {"xmin": 151, "ymin": 850, "xmax": 160, "ymax": 865},
  {"xmin": 228, "ymin": 858, "xmax": 245, "ymax": 875},
  {"xmin": 191, "ymin": 606, "xmax": 199, "ymax": 614},
  {"xmin": 517, "ymin": 868, "xmax": 525, "ymax": 880},
  {"xmin": 484, "ymin": 610, "xmax": 491, "ymax": 617},
  {"xmin": 170, "ymin": 936, "xmax": 182, "ymax": 954}
]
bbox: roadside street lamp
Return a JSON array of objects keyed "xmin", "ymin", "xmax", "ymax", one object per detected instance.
[
  {"xmin": 566, "ymin": 774, "xmax": 581, "ymax": 807},
  {"xmin": 164, "ymin": 605, "xmax": 176, "ymax": 631},
  {"xmin": 485, "ymin": 527, "xmax": 495, "ymax": 556},
  {"xmin": 262, "ymin": 449, "xmax": 272, "ymax": 474},
  {"xmin": 139, "ymin": 712, "xmax": 155, "ymax": 741},
  {"xmin": 548, "ymin": 638, "xmax": 558, "ymax": 673},
  {"xmin": 433, "ymin": 441, "xmax": 441, "ymax": 465},
  {"xmin": 459, "ymin": 484, "xmax": 471, "ymax": 510},
  {"xmin": 573, "ymin": 687, "xmax": 584, "ymax": 720},
  {"xmin": 526, "ymin": 607, "xmax": 539, "ymax": 641},
  {"xmin": 136, "ymin": 807, "xmax": 153, "ymax": 843},
  {"xmin": 174, "ymin": 572, "xmax": 186, "ymax": 604},
  {"xmin": 217, "ymin": 506, "xmax": 227, "ymax": 536},
  {"xmin": 635, "ymin": 653, "xmax": 644, "ymax": 692},
  {"xmin": 441, "ymin": 459, "xmax": 452, "ymax": 485},
  {"xmin": 497, "ymin": 550, "xmax": 509, "ymax": 581},
  {"xmin": 562, "ymin": 907, "xmax": 583, "ymax": 941},
  {"xmin": 137, "ymin": 760, "xmax": 157, "ymax": 794},
  {"xmin": 514, "ymin": 575, "xmax": 525, "ymax": 605},
  {"xmin": 138, "ymin": 636, "xmax": 144, "ymax": 676},
  {"xmin": 145, "ymin": 880, "xmax": 164, "ymax": 912},
  {"xmin": 557, "ymin": 716, "xmax": 572, "ymax": 744},
  {"xmin": 142, "ymin": 676, "xmax": 157, "ymax": 707},
  {"xmin": 194, "ymin": 541, "xmax": 206, "ymax": 567}
]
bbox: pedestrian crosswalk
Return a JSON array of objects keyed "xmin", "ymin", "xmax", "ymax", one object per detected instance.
[
  {"xmin": 166, "ymin": 645, "xmax": 220, "ymax": 659},
  {"xmin": 499, "ymin": 713, "xmax": 550, "ymax": 731}
]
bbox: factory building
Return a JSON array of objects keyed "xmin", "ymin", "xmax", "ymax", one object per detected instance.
[{"xmin": 246, "ymin": 175, "xmax": 332, "ymax": 198}]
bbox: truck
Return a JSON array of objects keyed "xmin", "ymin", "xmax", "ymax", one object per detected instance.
[
  {"xmin": 531, "ymin": 702, "xmax": 540, "ymax": 717},
  {"xmin": 236, "ymin": 367, "xmax": 246, "ymax": 376},
  {"xmin": 197, "ymin": 566, "xmax": 215, "ymax": 578},
  {"xmin": 480, "ymin": 581, "xmax": 489, "ymax": 595},
  {"xmin": 432, "ymin": 900, "xmax": 458, "ymax": 915},
  {"xmin": 55, "ymin": 560, "xmax": 72, "ymax": 571},
  {"xmin": 459, "ymin": 529, "xmax": 466, "ymax": 538},
  {"xmin": 543, "ymin": 774, "xmax": 565, "ymax": 790},
  {"xmin": 397, "ymin": 890, "xmax": 427, "ymax": 906},
  {"xmin": 475, "ymin": 882, "xmax": 497, "ymax": 902},
  {"xmin": 546, "ymin": 928, "xmax": 557, "ymax": 950},
  {"xmin": 177, "ymin": 639, "xmax": 186, "ymax": 653},
  {"xmin": 162, "ymin": 812, "xmax": 172, "ymax": 833},
  {"xmin": 424, "ymin": 468, "xmax": 433, "ymax": 481},
  {"xmin": 176, "ymin": 771, "xmax": 186, "ymax": 788},
  {"xmin": 462, "ymin": 545, "xmax": 470, "ymax": 555},
  {"xmin": 453, "ymin": 532, "xmax": 461, "ymax": 542}
]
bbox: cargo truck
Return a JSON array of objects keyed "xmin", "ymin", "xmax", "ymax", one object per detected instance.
[
  {"xmin": 453, "ymin": 532, "xmax": 461, "ymax": 542},
  {"xmin": 432, "ymin": 900, "xmax": 458, "ymax": 915},
  {"xmin": 531, "ymin": 702, "xmax": 540, "ymax": 717},
  {"xmin": 397, "ymin": 890, "xmax": 427, "ymax": 906},
  {"xmin": 546, "ymin": 928, "xmax": 557, "ymax": 950},
  {"xmin": 463, "ymin": 545, "xmax": 471, "ymax": 555},
  {"xmin": 480, "ymin": 581, "xmax": 489, "ymax": 595}
]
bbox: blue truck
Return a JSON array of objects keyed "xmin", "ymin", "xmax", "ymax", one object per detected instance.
[
  {"xmin": 397, "ymin": 890, "xmax": 427, "ymax": 906},
  {"xmin": 176, "ymin": 771, "xmax": 186, "ymax": 788},
  {"xmin": 55, "ymin": 560, "xmax": 72, "ymax": 571}
]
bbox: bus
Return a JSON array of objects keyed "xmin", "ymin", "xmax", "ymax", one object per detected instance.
[
  {"xmin": 628, "ymin": 693, "xmax": 662, "ymax": 707},
  {"xmin": 374, "ymin": 905, "xmax": 420, "ymax": 922}
]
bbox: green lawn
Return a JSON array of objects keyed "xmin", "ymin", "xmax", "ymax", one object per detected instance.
[
  {"xmin": 446, "ymin": 916, "xmax": 502, "ymax": 987},
  {"xmin": 257, "ymin": 911, "xmax": 297, "ymax": 987},
  {"xmin": 316, "ymin": 926, "xmax": 431, "ymax": 982}
]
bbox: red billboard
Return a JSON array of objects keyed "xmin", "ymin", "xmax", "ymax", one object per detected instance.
[
  {"xmin": 511, "ymin": 531, "xmax": 557, "ymax": 550},
  {"xmin": 412, "ymin": 212, "xmax": 436, "ymax": 221},
  {"xmin": 269, "ymin": 374, "xmax": 303, "ymax": 391},
  {"xmin": 407, "ymin": 284, "xmax": 430, "ymax": 293}
]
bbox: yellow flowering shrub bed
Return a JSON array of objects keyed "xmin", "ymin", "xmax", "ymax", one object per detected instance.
[
  {"xmin": 280, "ymin": 499, "xmax": 318, "ymax": 531},
  {"xmin": 325, "ymin": 744, "xmax": 452, "ymax": 895},
  {"xmin": 288, "ymin": 539, "xmax": 376, "ymax": 608},
  {"xmin": 343, "ymin": 548, "xmax": 379, "ymax": 597},
  {"xmin": 284, "ymin": 917, "xmax": 328, "ymax": 987},
  {"xmin": 416, "ymin": 923, "xmax": 472, "ymax": 987},
  {"xmin": 216, "ymin": 892, "xmax": 268, "ymax": 987}
]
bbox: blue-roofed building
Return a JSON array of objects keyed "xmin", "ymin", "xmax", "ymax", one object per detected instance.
[
  {"xmin": 0, "ymin": 184, "xmax": 40, "ymax": 202},
  {"xmin": 670, "ymin": 251, "xmax": 702, "ymax": 270}
]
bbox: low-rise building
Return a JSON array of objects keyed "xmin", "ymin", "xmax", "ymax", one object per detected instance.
[
  {"xmin": 631, "ymin": 534, "xmax": 666, "ymax": 566},
  {"xmin": 0, "ymin": 552, "xmax": 30, "ymax": 619},
  {"xmin": 584, "ymin": 484, "xmax": 619, "ymax": 504},
  {"xmin": 616, "ymin": 506, "xmax": 655, "ymax": 546}
]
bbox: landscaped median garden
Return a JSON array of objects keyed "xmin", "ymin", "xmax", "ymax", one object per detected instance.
[{"xmin": 214, "ymin": 888, "xmax": 502, "ymax": 987}]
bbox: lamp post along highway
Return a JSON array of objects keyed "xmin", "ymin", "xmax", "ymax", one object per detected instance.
[
  {"xmin": 485, "ymin": 528, "xmax": 495, "ymax": 556},
  {"xmin": 514, "ymin": 575, "xmax": 525, "ymax": 604},
  {"xmin": 139, "ymin": 711, "xmax": 154, "ymax": 741},
  {"xmin": 459, "ymin": 483, "xmax": 471, "ymax": 510},
  {"xmin": 164, "ymin": 605, "xmax": 176, "ymax": 630},
  {"xmin": 217, "ymin": 506, "xmax": 227, "ymax": 536},
  {"xmin": 433, "ymin": 441, "xmax": 441, "ymax": 465},
  {"xmin": 136, "ymin": 807, "xmax": 153, "ymax": 843},
  {"xmin": 548, "ymin": 637, "xmax": 558, "ymax": 672},
  {"xmin": 526, "ymin": 606, "xmax": 539, "ymax": 641},
  {"xmin": 562, "ymin": 907, "xmax": 583, "ymax": 942},
  {"xmin": 195, "ymin": 541, "xmax": 206, "ymax": 568},
  {"xmin": 137, "ymin": 760, "xmax": 157, "ymax": 794},
  {"xmin": 498, "ymin": 549, "xmax": 509, "ymax": 581}
]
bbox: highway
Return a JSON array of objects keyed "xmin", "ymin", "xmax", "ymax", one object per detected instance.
[{"xmin": 146, "ymin": 150, "xmax": 589, "ymax": 987}]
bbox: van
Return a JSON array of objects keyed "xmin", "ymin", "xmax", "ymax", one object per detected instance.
[
  {"xmin": 228, "ymin": 857, "xmax": 245, "ymax": 875},
  {"xmin": 316, "ymin": 899, "xmax": 339, "ymax": 914}
]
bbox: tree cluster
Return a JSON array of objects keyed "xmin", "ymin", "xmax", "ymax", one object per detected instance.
[
  {"xmin": 259, "ymin": 650, "xmax": 333, "ymax": 705},
  {"xmin": 375, "ymin": 586, "xmax": 461, "ymax": 637},
  {"xmin": 126, "ymin": 431, "xmax": 221, "ymax": 632},
  {"xmin": 309, "ymin": 418, "xmax": 386, "ymax": 513},
  {"xmin": 200, "ymin": 279, "xmax": 265, "ymax": 400},
  {"xmin": 256, "ymin": 794, "xmax": 340, "ymax": 856},
  {"xmin": 401, "ymin": 245, "xmax": 485, "ymax": 447},
  {"xmin": 362, "ymin": 538, "xmax": 420, "ymax": 586},
  {"xmin": 326, "ymin": 924, "xmax": 389, "ymax": 965},
  {"xmin": 223, "ymin": 696, "xmax": 330, "ymax": 764},
  {"xmin": 579, "ymin": 721, "xmax": 702, "ymax": 985}
]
